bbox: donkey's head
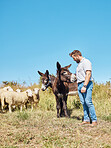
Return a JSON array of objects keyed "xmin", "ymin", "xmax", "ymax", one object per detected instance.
[
  {"xmin": 38, "ymin": 70, "xmax": 51, "ymax": 91},
  {"xmin": 56, "ymin": 62, "xmax": 72, "ymax": 83}
]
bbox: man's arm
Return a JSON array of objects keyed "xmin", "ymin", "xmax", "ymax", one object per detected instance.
[
  {"xmin": 81, "ymin": 70, "xmax": 91, "ymax": 93},
  {"xmin": 84, "ymin": 70, "xmax": 91, "ymax": 86}
]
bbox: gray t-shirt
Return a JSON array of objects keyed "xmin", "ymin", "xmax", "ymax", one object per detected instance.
[{"xmin": 76, "ymin": 58, "xmax": 93, "ymax": 83}]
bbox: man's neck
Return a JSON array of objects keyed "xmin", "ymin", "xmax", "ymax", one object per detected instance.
[{"xmin": 79, "ymin": 56, "xmax": 83, "ymax": 62}]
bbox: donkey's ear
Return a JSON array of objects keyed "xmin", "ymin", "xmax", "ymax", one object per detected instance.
[
  {"xmin": 38, "ymin": 71, "xmax": 44, "ymax": 76},
  {"xmin": 63, "ymin": 64, "xmax": 72, "ymax": 69},
  {"xmin": 57, "ymin": 62, "xmax": 61, "ymax": 70},
  {"xmin": 45, "ymin": 70, "xmax": 49, "ymax": 77}
]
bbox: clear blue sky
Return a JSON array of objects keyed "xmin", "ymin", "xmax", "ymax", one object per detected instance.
[{"xmin": 0, "ymin": 0, "xmax": 111, "ymax": 85}]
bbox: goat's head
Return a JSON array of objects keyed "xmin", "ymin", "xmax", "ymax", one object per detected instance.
[
  {"xmin": 26, "ymin": 89, "xmax": 33, "ymax": 97},
  {"xmin": 33, "ymin": 88, "xmax": 40, "ymax": 94},
  {"xmin": 16, "ymin": 89, "xmax": 22, "ymax": 92},
  {"xmin": 38, "ymin": 70, "xmax": 51, "ymax": 91},
  {"xmin": 3, "ymin": 86, "xmax": 13, "ymax": 92},
  {"xmin": 56, "ymin": 62, "xmax": 73, "ymax": 83}
]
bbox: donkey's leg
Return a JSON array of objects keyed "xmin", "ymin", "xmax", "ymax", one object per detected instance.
[
  {"xmin": 62, "ymin": 95, "xmax": 68, "ymax": 117},
  {"xmin": 56, "ymin": 97, "xmax": 60, "ymax": 118},
  {"xmin": 60, "ymin": 98, "xmax": 63, "ymax": 117}
]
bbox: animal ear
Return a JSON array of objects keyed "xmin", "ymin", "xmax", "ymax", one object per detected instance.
[
  {"xmin": 63, "ymin": 64, "xmax": 72, "ymax": 69},
  {"xmin": 57, "ymin": 62, "xmax": 61, "ymax": 70},
  {"xmin": 38, "ymin": 71, "xmax": 44, "ymax": 76},
  {"xmin": 45, "ymin": 70, "xmax": 49, "ymax": 77}
]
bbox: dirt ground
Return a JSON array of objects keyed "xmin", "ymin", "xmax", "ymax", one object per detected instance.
[{"xmin": 0, "ymin": 109, "xmax": 111, "ymax": 148}]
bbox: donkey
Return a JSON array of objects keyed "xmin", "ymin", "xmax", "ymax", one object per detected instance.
[
  {"xmin": 38, "ymin": 62, "xmax": 77, "ymax": 117},
  {"xmin": 56, "ymin": 63, "xmax": 78, "ymax": 96},
  {"xmin": 38, "ymin": 64, "xmax": 77, "ymax": 93}
]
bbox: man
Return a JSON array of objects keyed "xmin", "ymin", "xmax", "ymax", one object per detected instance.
[{"xmin": 69, "ymin": 50, "xmax": 97, "ymax": 126}]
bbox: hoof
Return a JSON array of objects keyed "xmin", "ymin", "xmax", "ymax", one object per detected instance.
[
  {"xmin": 65, "ymin": 114, "xmax": 69, "ymax": 118},
  {"xmin": 57, "ymin": 115, "xmax": 60, "ymax": 118}
]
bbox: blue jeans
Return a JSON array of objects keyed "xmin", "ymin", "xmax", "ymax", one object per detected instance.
[{"xmin": 78, "ymin": 81, "xmax": 97, "ymax": 122}]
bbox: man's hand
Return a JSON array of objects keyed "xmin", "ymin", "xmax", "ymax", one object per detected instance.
[
  {"xmin": 81, "ymin": 86, "xmax": 87, "ymax": 93},
  {"xmin": 81, "ymin": 70, "xmax": 91, "ymax": 93}
]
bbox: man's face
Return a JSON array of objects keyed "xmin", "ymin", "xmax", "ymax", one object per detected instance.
[{"xmin": 72, "ymin": 55, "xmax": 80, "ymax": 63}]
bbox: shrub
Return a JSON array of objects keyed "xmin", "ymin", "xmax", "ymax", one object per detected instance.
[
  {"xmin": 17, "ymin": 111, "xmax": 30, "ymax": 121},
  {"xmin": 102, "ymin": 114, "xmax": 111, "ymax": 122},
  {"xmin": 72, "ymin": 100, "xmax": 81, "ymax": 109}
]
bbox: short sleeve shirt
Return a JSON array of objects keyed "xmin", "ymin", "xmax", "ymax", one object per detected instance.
[{"xmin": 76, "ymin": 58, "xmax": 93, "ymax": 83}]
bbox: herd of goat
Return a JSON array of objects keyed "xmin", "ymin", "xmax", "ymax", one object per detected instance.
[
  {"xmin": 0, "ymin": 62, "xmax": 77, "ymax": 117},
  {"xmin": 0, "ymin": 86, "xmax": 40, "ymax": 113}
]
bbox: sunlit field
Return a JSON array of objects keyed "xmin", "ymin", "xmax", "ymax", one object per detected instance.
[{"xmin": 0, "ymin": 81, "xmax": 111, "ymax": 147}]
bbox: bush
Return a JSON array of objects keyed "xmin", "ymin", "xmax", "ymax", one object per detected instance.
[
  {"xmin": 72, "ymin": 100, "xmax": 81, "ymax": 109},
  {"xmin": 17, "ymin": 111, "xmax": 30, "ymax": 121},
  {"xmin": 45, "ymin": 99, "xmax": 55, "ymax": 111},
  {"xmin": 102, "ymin": 114, "xmax": 111, "ymax": 122}
]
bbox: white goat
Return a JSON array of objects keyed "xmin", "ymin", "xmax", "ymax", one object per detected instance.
[
  {"xmin": 27, "ymin": 88, "xmax": 40, "ymax": 111},
  {"xmin": 16, "ymin": 89, "xmax": 22, "ymax": 93},
  {"xmin": 0, "ymin": 86, "xmax": 13, "ymax": 109},
  {"xmin": 1, "ymin": 89, "xmax": 32, "ymax": 113},
  {"xmin": 3, "ymin": 86, "xmax": 13, "ymax": 91}
]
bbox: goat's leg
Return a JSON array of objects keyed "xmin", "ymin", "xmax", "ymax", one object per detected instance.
[
  {"xmin": 24, "ymin": 104, "xmax": 26, "ymax": 109},
  {"xmin": 20, "ymin": 105, "xmax": 23, "ymax": 112},
  {"xmin": 35, "ymin": 102, "xmax": 37, "ymax": 108},
  {"xmin": 1, "ymin": 97, "xmax": 5, "ymax": 111},
  {"xmin": 31, "ymin": 102, "xmax": 33, "ymax": 111},
  {"xmin": 9, "ymin": 104, "xmax": 12, "ymax": 113},
  {"xmin": 25, "ymin": 101, "xmax": 28, "ymax": 109}
]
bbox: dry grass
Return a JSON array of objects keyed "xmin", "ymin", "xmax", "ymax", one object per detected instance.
[
  {"xmin": 0, "ymin": 82, "xmax": 111, "ymax": 147},
  {"xmin": 0, "ymin": 109, "xmax": 111, "ymax": 148}
]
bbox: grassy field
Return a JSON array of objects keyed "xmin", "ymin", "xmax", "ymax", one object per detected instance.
[{"xmin": 0, "ymin": 82, "xmax": 111, "ymax": 148}]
